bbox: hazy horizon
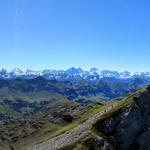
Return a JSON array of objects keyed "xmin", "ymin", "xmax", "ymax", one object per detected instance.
[{"xmin": 2, "ymin": 67, "xmax": 150, "ymax": 73}]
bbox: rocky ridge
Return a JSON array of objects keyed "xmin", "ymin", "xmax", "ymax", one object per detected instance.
[
  {"xmin": 31, "ymin": 85, "xmax": 150, "ymax": 150},
  {"xmin": 94, "ymin": 85, "xmax": 150, "ymax": 150},
  {"xmin": 28, "ymin": 103, "xmax": 118, "ymax": 150}
]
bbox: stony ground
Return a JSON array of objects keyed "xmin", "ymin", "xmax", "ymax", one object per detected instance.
[{"xmin": 28, "ymin": 103, "xmax": 118, "ymax": 150}]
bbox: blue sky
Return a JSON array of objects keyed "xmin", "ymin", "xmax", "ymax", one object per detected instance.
[{"xmin": 0, "ymin": 0, "xmax": 150, "ymax": 72}]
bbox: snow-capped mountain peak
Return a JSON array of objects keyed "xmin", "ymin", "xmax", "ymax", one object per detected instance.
[
  {"xmin": 65, "ymin": 67, "xmax": 84, "ymax": 75},
  {"xmin": 10, "ymin": 68, "xmax": 24, "ymax": 75},
  {"xmin": 26, "ymin": 69, "xmax": 42, "ymax": 75}
]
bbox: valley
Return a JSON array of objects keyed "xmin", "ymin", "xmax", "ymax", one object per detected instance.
[
  {"xmin": 0, "ymin": 77, "xmax": 148, "ymax": 120},
  {"xmin": 0, "ymin": 77, "xmax": 149, "ymax": 150},
  {"xmin": 1, "ymin": 0, "xmax": 149, "ymax": 149}
]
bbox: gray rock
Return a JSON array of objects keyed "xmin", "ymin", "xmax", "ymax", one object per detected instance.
[
  {"xmin": 137, "ymin": 129, "xmax": 150, "ymax": 150},
  {"xmin": 103, "ymin": 89, "xmax": 150, "ymax": 150},
  {"xmin": 95, "ymin": 136, "xmax": 104, "ymax": 147}
]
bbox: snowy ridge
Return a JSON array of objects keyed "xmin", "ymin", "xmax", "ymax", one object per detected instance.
[{"xmin": 1, "ymin": 67, "xmax": 150, "ymax": 81}]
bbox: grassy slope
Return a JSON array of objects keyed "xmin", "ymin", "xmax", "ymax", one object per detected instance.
[
  {"xmin": 25, "ymin": 102, "xmax": 118, "ymax": 150},
  {"xmin": 58, "ymin": 87, "xmax": 147, "ymax": 150},
  {"xmin": 0, "ymin": 100, "xmax": 119, "ymax": 150}
]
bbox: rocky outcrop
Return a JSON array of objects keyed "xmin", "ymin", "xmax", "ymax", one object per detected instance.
[
  {"xmin": 100, "ymin": 86, "xmax": 150, "ymax": 150},
  {"xmin": 81, "ymin": 135, "xmax": 112, "ymax": 150}
]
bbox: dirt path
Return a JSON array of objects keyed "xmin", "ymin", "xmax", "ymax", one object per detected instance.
[{"xmin": 28, "ymin": 103, "xmax": 118, "ymax": 150}]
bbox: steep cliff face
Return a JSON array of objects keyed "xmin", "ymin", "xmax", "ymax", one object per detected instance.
[{"xmin": 94, "ymin": 85, "xmax": 150, "ymax": 150}]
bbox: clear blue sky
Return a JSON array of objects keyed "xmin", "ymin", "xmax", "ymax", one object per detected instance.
[{"xmin": 0, "ymin": 0, "xmax": 150, "ymax": 72}]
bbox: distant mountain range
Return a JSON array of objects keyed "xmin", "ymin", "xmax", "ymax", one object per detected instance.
[
  {"xmin": 0, "ymin": 76, "xmax": 149, "ymax": 120},
  {"xmin": 1, "ymin": 67, "xmax": 150, "ymax": 81}
]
